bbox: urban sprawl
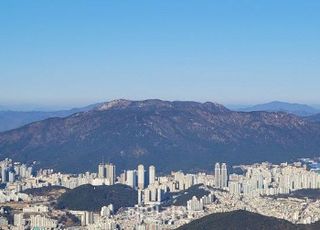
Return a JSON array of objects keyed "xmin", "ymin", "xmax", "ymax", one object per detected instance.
[{"xmin": 1, "ymin": 157, "xmax": 320, "ymax": 229}]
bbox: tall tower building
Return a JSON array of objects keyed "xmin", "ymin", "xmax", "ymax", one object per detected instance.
[
  {"xmin": 138, "ymin": 164, "xmax": 145, "ymax": 189},
  {"xmin": 20, "ymin": 165, "xmax": 27, "ymax": 178},
  {"xmin": 126, "ymin": 170, "xmax": 137, "ymax": 189},
  {"xmin": 8, "ymin": 171, "xmax": 15, "ymax": 183},
  {"xmin": 126, "ymin": 170, "xmax": 137, "ymax": 188},
  {"xmin": 1, "ymin": 166, "xmax": 7, "ymax": 183},
  {"xmin": 105, "ymin": 163, "xmax": 116, "ymax": 185},
  {"xmin": 149, "ymin": 165, "xmax": 156, "ymax": 185},
  {"xmin": 221, "ymin": 163, "xmax": 228, "ymax": 188},
  {"xmin": 98, "ymin": 163, "xmax": 105, "ymax": 178},
  {"xmin": 214, "ymin": 163, "xmax": 221, "ymax": 188}
]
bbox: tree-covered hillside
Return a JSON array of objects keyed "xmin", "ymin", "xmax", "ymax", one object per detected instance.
[{"xmin": 56, "ymin": 184, "xmax": 137, "ymax": 212}]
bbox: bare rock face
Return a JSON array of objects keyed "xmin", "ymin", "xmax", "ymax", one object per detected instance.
[{"xmin": 0, "ymin": 99, "xmax": 320, "ymax": 173}]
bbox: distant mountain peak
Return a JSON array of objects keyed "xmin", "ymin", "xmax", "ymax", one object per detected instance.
[
  {"xmin": 202, "ymin": 101, "xmax": 229, "ymax": 112},
  {"xmin": 96, "ymin": 99, "xmax": 229, "ymax": 113},
  {"xmin": 239, "ymin": 101, "xmax": 319, "ymax": 116}
]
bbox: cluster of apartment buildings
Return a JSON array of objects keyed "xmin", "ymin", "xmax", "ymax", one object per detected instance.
[
  {"xmin": 228, "ymin": 162, "xmax": 320, "ymax": 196},
  {"xmin": 0, "ymin": 159, "xmax": 33, "ymax": 186},
  {"xmin": 1, "ymin": 158, "xmax": 320, "ymax": 229}
]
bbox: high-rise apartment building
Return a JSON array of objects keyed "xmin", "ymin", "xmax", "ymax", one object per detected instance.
[
  {"xmin": 138, "ymin": 164, "xmax": 145, "ymax": 189},
  {"xmin": 149, "ymin": 165, "xmax": 156, "ymax": 185},
  {"xmin": 126, "ymin": 170, "xmax": 137, "ymax": 188},
  {"xmin": 215, "ymin": 162, "xmax": 228, "ymax": 189},
  {"xmin": 221, "ymin": 163, "xmax": 228, "ymax": 188},
  {"xmin": 1, "ymin": 166, "xmax": 7, "ymax": 183},
  {"xmin": 97, "ymin": 163, "xmax": 116, "ymax": 185},
  {"xmin": 98, "ymin": 163, "xmax": 105, "ymax": 178},
  {"xmin": 214, "ymin": 163, "xmax": 221, "ymax": 188},
  {"xmin": 106, "ymin": 163, "xmax": 116, "ymax": 185}
]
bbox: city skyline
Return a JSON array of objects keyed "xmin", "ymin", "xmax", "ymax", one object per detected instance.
[{"xmin": 2, "ymin": 156, "xmax": 320, "ymax": 228}]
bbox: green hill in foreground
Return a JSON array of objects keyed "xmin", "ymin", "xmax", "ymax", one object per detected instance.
[
  {"xmin": 56, "ymin": 184, "xmax": 137, "ymax": 212},
  {"xmin": 162, "ymin": 184, "xmax": 211, "ymax": 207},
  {"xmin": 177, "ymin": 210, "xmax": 320, "ymax": 230}
]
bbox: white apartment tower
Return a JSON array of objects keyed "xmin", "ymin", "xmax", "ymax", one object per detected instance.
[
  {"xmin": 221, "ymin": 163, "xmax": 228, "ymax": 188},
  {"xmin": 106, "ymin": 163, "xmax": 116, "ymax": 185},
  {"xmin": 149, "ymin": 165, "xmax": 156, "ymax": 185},
  {"xmin": 214, "ymin": 163, "xmax": 221, "ymax": 188},
  {"xmin": 98, "ymin": 163, "xmax": 105, "ymax": 178},
  {"xmin": 126, "ymin": 170, "xmax": 137, "ymax": 188},
  {"xmin": 138, "ymin": 164, "xmax": 145, "ymax": 189}
]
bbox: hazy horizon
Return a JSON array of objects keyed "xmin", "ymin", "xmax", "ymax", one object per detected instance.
[{"xmin": 1, "ymin": 98, "xmax": 320, "ymax": 112}]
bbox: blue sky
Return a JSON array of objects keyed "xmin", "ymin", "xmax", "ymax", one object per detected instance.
[{"xmin": 1, "ymin": 1, "xmax": 319, "ymax": 109}]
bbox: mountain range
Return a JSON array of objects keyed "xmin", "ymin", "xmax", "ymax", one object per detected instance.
[
  {"xmin": 0, "ymin": 103, "xmax": 101, "ymax": 132},
  {"xmin": 238, "ymin": 101, "xmax": 320, "ymax": 116},
  {"xmin": 0, "ymin": 99, "xmax": 320, "ymax": 173},
  {"xmin": 1, "ymin": 101, "xmax": 319, "ymax": 133}
]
